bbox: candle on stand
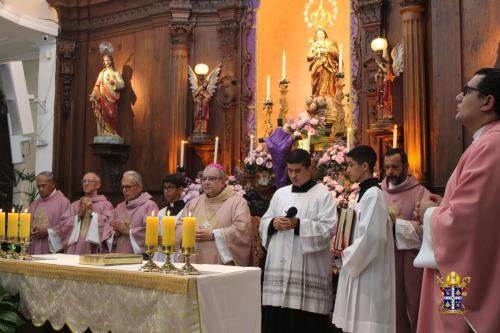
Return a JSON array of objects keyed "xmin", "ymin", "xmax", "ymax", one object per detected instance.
[
  {"xmin": 249, "ymin": 135, "xmax": 254, "ymax": 164},
  {"xmin": 213, "ymin": 136, "xmax": 219, "ymax": 163},
  {"xmin": 0, "ymin": 209, "xmax": 5, "ymax": 239},
  {"xmin": 347, "ymin": 127, "xmax": 352, "ymax": 151},
  {"xmin": 393, "ymin": 125, "xmax": 398, "ymax": 148},
  {"xmin": 339, "ymin": 43, "xmax": 343, "ymax": 73},
  {"xmin": 266, "ymin": 75, "xmax": 270, "ymax": 101},
  {"xmin": 162, "ymin": 211, "xmax": 176, "ymax": 247},
  {"xmin": 145, "ymin": 211, "xmax": 159, "ymax": 246},
  {"xmin": 282, "ymin": 51, "xmax": 286, "ymax": 80},
  {"xmin": 307, "ymin": 131, "xmax": 312, "ymax": 152},
  {"xmin": 180, "ymin": 140, "xmax": 186, "ymax": 168},
  {"xmin": 19, "ymin": 209, "xmax": 31, "ymax": 240},
  {"xmin": 7, "ymin": 209, "xmax": 19, "ymax": 240},
  {"xmin": 182, "ymin": 213, "xmax": 196, "ymax": 248}
]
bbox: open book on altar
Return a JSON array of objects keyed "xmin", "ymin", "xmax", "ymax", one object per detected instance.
[
  {"xmin": 79, "ymin": 253, "xmax": 143, "ymax": 266},
  {"xmin": 332, "ymin": 208, "xmax": 355, "ymax": 252}
]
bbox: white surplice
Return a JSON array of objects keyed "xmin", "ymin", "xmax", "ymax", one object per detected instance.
[
  {"xmin": 260, "ymin": 183, "xmax": 337, "ymax": 315},
  {"xmin": 332, "ymin": 186, "xmax": 396, "ymax": 333}
]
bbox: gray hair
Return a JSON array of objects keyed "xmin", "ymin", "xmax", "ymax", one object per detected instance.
[
  {"xmin": 37, "ymin": 171, "xmax": 55, "ymax": 182},
  {"xmin": 84, "ymin": 172, "xmax": 101, "ymax": 183},
  {"xmin": 122, "ymin": 170, "xmax": 143, "ymax": 186},
  {"xmin": 203, "ymin": 165, "xmax": 226, "ymax": 178}
]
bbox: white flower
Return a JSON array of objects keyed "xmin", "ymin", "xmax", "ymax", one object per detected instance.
[
  {"xmin": 256, "ymin": 157, "xmax": 264, "ymax": 165},
  {"xmin": 266, "ymin": 161, "xmax": 273, "ymax": 169}
]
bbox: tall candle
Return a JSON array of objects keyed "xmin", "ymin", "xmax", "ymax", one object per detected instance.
[
  {"xmin": 145, "ymin": 211, "xmax": 159, "ymax": 246},
  {"xmin": 214, "ymin": 136, "xmax": 219, "ymax": 163},
  {"xmin": 249, "ymin": 135, "xmax": 254, "ymax": 164},
  {"xmin": 7, "ymin": 209, "xmax": 19, "ymax": 239},
  {"xmin": 182, "ymin": 214, "xmax": 196, "ymax": 248},
  {"xmin": 306, "ymin": 131, "xmax": 312, "ymax": 152},
  {"xmin": 162, "ymin": 211, "xmax": 176, "ymax": 247},
  {"xmin": 339, "ymin": 43, "xmax": 343, "ymax": 73},
  {"xmin": 282, "ymin": 51, "xmax": 286, "ymax": 80},
  {"xmin": 19, "ymin": 209, "xmax": 31, "ymax": 240},
  {"xmin": 0, "ymin": 209, "xmax": 5, "ymax": 239},
  {"xmin": 180, "ymin": 140, "xmax": 186, "ymax": 168},
  {"xmin": 347, "ymin": 127, "xmax": 352, "ymax": 151},
  {"xmin": 266, "ymin": 75, "xmax": 270, "ymax": 101},
  {"xmin": 393, "ymin": 125, "xmax": 398, "ymax": 148}
]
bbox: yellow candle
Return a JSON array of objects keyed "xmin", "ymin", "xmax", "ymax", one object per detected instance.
[
  {"xmin": 182, "ymin": 214, "xmax": 196, "ymax": 248},
  {"xmin": 347, "ymin": 127, "xmax": 352, "ymax": 151},
  {"xmin": 19, "ymin": 209, "xmax": 31, "ymax": 239},
  {"xmin": 145, "ymin": 212, "xmax": 159, "ymax": 246},
  {"xmin": 393, "ymin": 125, "xmax": 398, "ymax": 148},
  {"xmin": 7, "ymin": 209, "xmax": 19, "ymax": 239},
  {"xmin": 0, "ymin": 209, "xmax": 5, "ymax": 239},
  {"xmin": 162, "ymin": 213, "xmax": 176, "ymax": 247}
]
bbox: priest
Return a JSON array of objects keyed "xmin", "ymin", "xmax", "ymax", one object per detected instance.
[
  {"xmin": 29, "ymin": 171, "xmax": 73, "ymax": 254},
  {"xmin": 260, "ymin": 149, "xmax": 337, "ymax": 333},
  {"xmin": 175, "ymin": 163, "xmax": 252, "ymax": 266},
  {"xmin": 103, "ymin": 171, "xmax": 158, "ymax": 254},
  {"xmin": 66, "ymin": 172, "xmax": 113, "ymax": 254}
]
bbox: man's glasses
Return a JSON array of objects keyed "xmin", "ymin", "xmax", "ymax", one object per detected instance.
[
  {"xmin": 81, "ymin": 179, "xmax": 97, "ymax": 184},
  {"xmin": 163, "ymin": 185, "xmax": 177, "ymax": 191},
  {"xmin": 463, "ymin": 85, "xmax": 487, "ymax": 96},
  {"xmin": 201, "ymin": 176, "xmax": 223, "ymax": 183}
]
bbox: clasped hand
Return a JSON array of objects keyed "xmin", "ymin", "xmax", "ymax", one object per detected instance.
[
  {"xmin": 195, "ymin": 228, "xmax": 214, "ymax": 241},
  {"xmin": 273, "ymin": 216, "xmax": 298, "ymax": 231},
  {"xmin": 111, "ymin": 220, "xmax": 129, "ymax": 235}
]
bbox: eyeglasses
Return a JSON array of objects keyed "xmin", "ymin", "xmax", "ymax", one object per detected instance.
[
  {"xmin": 163, "ymin": 185, "xmax": 177, "ymax": 191},
  {"xmin": 201, "ymin": 176, "xmax": 223, "ymax": 183},
  {"xmin": 81, "ymin": 179, "xmax": 97, "ymax": 184},
  {"xmin": 463, "ymin": 85, "xmax": 487, "ymax": 96},
  {"xmin": 121, "ymin": 184, "xmax": 137, "ymax": 190}
]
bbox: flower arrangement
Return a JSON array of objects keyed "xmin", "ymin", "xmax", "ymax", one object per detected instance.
[
  {"xmin": 315, "ymin": 140, "xmax": 348, "ymax": 176},
  {"xmin": 322, "ymin": 176, "xmax": 359, "ymax": 209},
  {"xmin": 283, "ymin": 112, "xmax": 326, "ymax": 138},
  {"xmin": 244, "ymin": 143, "xmax": 273, "ymax": 172},
  {"xmin": 181, "ymin": 175, "xmax": 246, "ymax": 204}
]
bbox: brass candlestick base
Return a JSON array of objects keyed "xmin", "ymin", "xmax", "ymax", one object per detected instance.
[
  {"xmin": 262, "ymin": 100, "xmax": 274, "ymax": 137},
  {"xmin": 6, "ymin": 238, "xmax": 18, "ymax": 260},
  {"xmin": 178, "ymin": 247, "xmax": 199, "ymax": 275},
  {"xmin": 278, "ymin": 79, "xmax": 289, "ymax": 123},
  {"xmin": 160, "ymin": 245, "xmax": 178, "ymax": 274},
  {"xmin": 0, "ymin": 238, "xmax": 7, "ymax": 259},
  {"xmin": 19, "ymin": 239, "xmax": 32, "ymax": 260},
  {"xmin": 139, "ymin": 245, "xmax": 160, "ymax": 272}
]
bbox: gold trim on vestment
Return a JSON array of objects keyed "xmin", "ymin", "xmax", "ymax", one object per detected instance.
[{"xmin": 0, "ymin": 260, "xmax": 195, "ymax": 295}]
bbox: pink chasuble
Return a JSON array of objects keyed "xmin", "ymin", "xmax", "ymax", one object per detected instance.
[
  {"xmin": 66, "ymin": 195, "xmax": 113, "ymax": 254},
  {"xmin": 382, "ymin": 176, "xmax": 430, "ymax": 333},
  {"xmin": 102, "ymin": 192, "xmax": 158, "ymax": 254},
  {"xmin": 418, "ymin": 121, "xmax": 500, "ymax": 333},
  {"xmin": 28, "ymin": 190, "xmax": 73, "ymax": 254}
]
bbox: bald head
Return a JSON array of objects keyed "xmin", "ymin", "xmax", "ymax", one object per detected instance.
[{"xmin": 81, "ymin": 172, "xmax": 101, "ymax": 196}]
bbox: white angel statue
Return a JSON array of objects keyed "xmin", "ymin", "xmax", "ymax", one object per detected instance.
[{"xmin": 188, "ymin": 63, "xmax": 222, "ymax": 134}]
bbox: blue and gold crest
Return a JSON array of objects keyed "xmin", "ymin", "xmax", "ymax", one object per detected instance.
[{"xmin": 436, "ymin": 271, "xmax": 471, "ymax": 314}]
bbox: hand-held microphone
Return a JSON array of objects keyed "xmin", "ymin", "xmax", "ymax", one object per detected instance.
[{"xmin": 285, "ymin": 207, "xmax": 298, "ymax": 219}]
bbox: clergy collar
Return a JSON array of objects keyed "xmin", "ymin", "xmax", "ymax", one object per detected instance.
[
  {"xmin": 169, "ymin": 200, "xmax": 183, "ymax": 207},
  {"xmin": 358, "ymin": 177, "xmax": 380, "ymax": 202},
  {"xmin": 291, "ymin": 179, "xmax": 316, "ymax": 193}
]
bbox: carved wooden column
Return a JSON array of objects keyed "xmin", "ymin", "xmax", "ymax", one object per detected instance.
[
  {"xmin": 168, "ymin": 10, "xmax": 193, "ymax": 173},
  {"xmin": 217, "ymin": 3, "xmax": 243, "ymax": 173},
  {"xmin": 400, "ymin": 0, "xmax": 428, "ymax": 181}
]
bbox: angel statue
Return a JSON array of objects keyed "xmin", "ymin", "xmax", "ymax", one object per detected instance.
[
  {"xmin": 374, "ymin": 41, "xmax": 404, "ymax": 120},
  {"xmin": 89, "ymin": 42, "xmax": 125, "ymax": 138},
  {"xmin": 188, "ymin": 64, "xmax": 222, "ymax": 135}
]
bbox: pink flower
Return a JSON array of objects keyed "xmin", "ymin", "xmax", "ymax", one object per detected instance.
[
  {"xmin": 265, "ymin": 161, "xmax": 273, "ymax": 169},
  {"xmin": 256, "ymin": 145, "xmax": 263, "ymax": 152},
  {"xmin": 228, "ymin": 175, "xmax": 236, "ymax": 182},
  {"xmin": 291, "ymin": 124, "xmax": 297, "ymax": 130},
  {"xmin": 335, "ymin": 156, "xmax": 345, "ymax": 164},
  {"xmin": 308, "ymin": 128, "xmax": 316, "ymax": 136},
  {"xmin": 244, "ymin": 157, "xmax": 250, "ymax": 164},
  {"xmin": 293, "ymin": 130, "xmax": 302, "ymax": 137},
  {"xmin": 310, "ymin": 118, "xmax": 319, "ymax": 126},
  {"xmin": 256, "ymin": 157, "xmax": 264, "ymax": 165},
  {"xmin": 351, "ymin": 183, "xmax": 360, "ymax": 190},
  {"xmin": 335, "ymin": 185, "xmax": 344, "ymax": 193}
]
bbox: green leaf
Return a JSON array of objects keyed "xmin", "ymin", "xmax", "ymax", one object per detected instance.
[
  {"xmin": 0, "ymin": 320, "xmax": 16, "ymax": 333},
  {"xmin": 0, "ymin": 311, "xmax": 24, "ymax": 325}
]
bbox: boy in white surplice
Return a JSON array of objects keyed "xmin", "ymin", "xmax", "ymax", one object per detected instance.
[
  {"xmin": 260, "ymin": 149, "xmax": 337, "ymax": 333},
  {"xmin": 332, "ymin": 145, "xmax": 396, "ymax": 333}
]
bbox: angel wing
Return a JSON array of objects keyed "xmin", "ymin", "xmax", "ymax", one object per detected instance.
[
  {"xmin": 391, "ymin": 40, "xmax": 404, "ymax": 77},
  {"xmin": 187, "ymin": 65, "xmax": 199, "ymax": 93},
  {"xmin": 205, "ymin": 63, "xmax": 222, "ymax": 97}
]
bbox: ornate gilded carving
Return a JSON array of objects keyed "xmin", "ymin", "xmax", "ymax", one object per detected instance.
[
  {"xmin": 353, "ymin": 0, "xmax": 383, "ymax": 25},
  {"xmin": 58, "ymin": 40, "xmax": 77, "ymax": 115},
  {"xmin": 400, "ymin": 0, "xmax": 426, "ymax": 7},
  {"xmin": 169, "ymin": 23, "xmax": 194, "ymax": 46}
]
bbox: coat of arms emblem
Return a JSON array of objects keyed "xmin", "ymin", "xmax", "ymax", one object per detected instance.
[{"xmin": 436, "ymin": 271, "xmax": 471, "ymax": 314}]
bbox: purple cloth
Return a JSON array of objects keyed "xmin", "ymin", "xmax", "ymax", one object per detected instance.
[
  {"xmin": 102, "ymin": 192, "xmax": 158, "ymax": 254},
  {"xmin": 28, "ymin": 190, "xmax": 73, "ymax": 254},
  {"xmin": 264, "ymin": 128, "xmax": 293, "ymax": 188},
  {"xmin": 66, "ymin": 195, "xmax": 114, "ymax": 255}
]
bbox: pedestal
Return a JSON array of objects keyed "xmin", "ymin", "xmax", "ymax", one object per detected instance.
[{"xmin": 90, "ymin": 142, "xmax": 130, "ymax": 190}]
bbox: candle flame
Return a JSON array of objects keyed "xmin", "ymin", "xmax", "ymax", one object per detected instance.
[
  {"xmin": 250, "ymin": 134, "xmax": 254, "ymax": 139},
  {"xmin": 0, "ymin": 209, "xmax": 2, "ymax": 213},
  {"xmin": 347, "ymin": 127, "xmax": 351, "ymax": 132},
  {"xmin": 151, "ymin": 211, "xmax": 156, "ymax": 217},
  {"xmin": 24, "ymin": 208, "xmax": 28, "ymax": 213},
  {"xmin": 188, "ymin": 212, "xmax": 192, "ymax": 217},
  {"xmin": 215, "ymin": 136, "xmax": 219, "ymax": 140},
  {"xmin": 11, "ymin": 208, "xmax": 15, "ymax": 213},
  {"xmin": 167, "ymin": 210, "xmax": 171, "ymax": 216},
  {"xmin": 394, "ymin": 125, "xmax": 397, "ymax": 130}
]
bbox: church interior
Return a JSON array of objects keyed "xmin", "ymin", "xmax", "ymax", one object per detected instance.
[{"xmin": 0, "ymin": 0, "xmax": 499, "ymax": 332}]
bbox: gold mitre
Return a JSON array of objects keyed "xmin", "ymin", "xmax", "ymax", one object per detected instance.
[{"xmin": 304, "ymin": 0, "xmax": 339, "ymax": 29}]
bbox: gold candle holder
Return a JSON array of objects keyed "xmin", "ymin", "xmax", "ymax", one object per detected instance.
[
  {"xmin": 278, "ymin": 79, "xmax": 289, "ymax": 123},
  {"xmin": 6, "ymin": 237, "xmax": 18, "ymax": 260},
  {"xmin": 159, "ymin": 245, "xmax": 177, "ymax": 274},
  {"xmin": 0, "ymin": 236, "xmax": 7, "ymax": 259},
  {"xmin": 139, "ymin": 244, "xmax": 160, "ymax": 272},
  {"xmin": 18, "ymin": 237, "xmax": 31, "ymax": 260},
  {"xmin": 178, "ymin": 247, "xmax": 199, "ymax": 275},
  {"xmin": 262, "ymin": 100, "xmax": 274, "ymax": 137}
]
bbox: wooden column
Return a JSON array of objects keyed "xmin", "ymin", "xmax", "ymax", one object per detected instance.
[
  {"xmin": 168, "ymin": 17, "xmax": 193, "ymax": 173},
  {"xmin": 400, "ymin": 0, "xmax": 428, "ymax": 181}
]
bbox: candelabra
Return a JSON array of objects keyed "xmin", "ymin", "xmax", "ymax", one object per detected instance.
[
  {"xmin": 262, "ymin": 100, "xmax": 274, "ymax": 137},
  {"xmin": 159, "ymin": 245, "xmax": 177, "ymax": 273},
  {"xmin": 178, "ymin": 247, "xmax": 199, "ymax": 275},
  {"xmin": 139, "ymin": 245, "xmax": 159, "ymax": 272},
  {"xmin": 278, "ymin": 79, "xmax": 290, "ymax": 123},
  {"xmin": 18, "ymin": 237, "xmax": 31, "ymax": 260}
]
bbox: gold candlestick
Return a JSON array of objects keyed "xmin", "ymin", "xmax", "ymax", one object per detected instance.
[
  {"xmin": 7, "ymin": 236, "xmax": 18, "ymax": 260},
  {"xmin": 278, "ymin": 79, "xmax": 289, "ymax": 123},
  {"xmin": 139, "ymin": 244, "xmax": 160, "ymax": 272},
  {"xmin": 262, "ymin": 100, "xmax": 274, "ymax": 137},
  {"xmin": 332, "ymin": 74, "xmax": 346, "ymax": 137},
  {"xmin": 18, "ymin": 237, "xmax": 31, "ymax": 260},
  {"xmin": 178, "ymin": 247, "xmax": 199, "ymax": 275},
  {"xmin": 0, "ymin": 236, "xmax": 7, "ymax": 259},
  {"xmin": 159, "ymin": 245, "xmax": 177, "ymax": 273}
]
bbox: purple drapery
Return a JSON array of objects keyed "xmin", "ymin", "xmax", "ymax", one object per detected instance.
[{"xmin": 264, "ymin": 128, "xmax": 293, "ymax": 188}]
